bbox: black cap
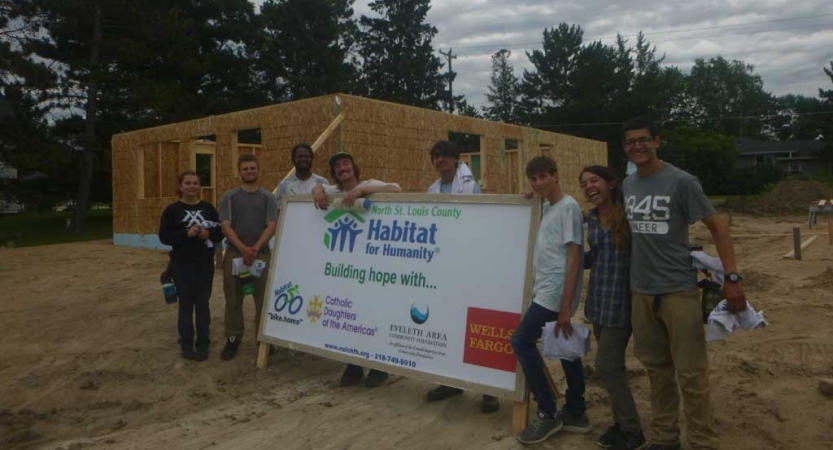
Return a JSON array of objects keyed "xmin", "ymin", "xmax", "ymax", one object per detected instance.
[{"xmin": 328, "ymin": 152, "xmax": 354, "ymax": 168}]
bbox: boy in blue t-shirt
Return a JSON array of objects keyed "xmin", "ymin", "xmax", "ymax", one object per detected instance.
[{"xmin": 512, "ymin": 156, "xmax": 588, "ymax": 445}]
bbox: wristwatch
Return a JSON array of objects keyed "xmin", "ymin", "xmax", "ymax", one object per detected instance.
[{"xmin": 726, "ymin": 272, "xmax": 743, "ymax": 284}]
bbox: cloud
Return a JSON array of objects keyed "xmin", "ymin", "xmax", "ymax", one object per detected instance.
[{"xmin": 255, "ymin": 0, "xmax": 833, "ymax": 109}]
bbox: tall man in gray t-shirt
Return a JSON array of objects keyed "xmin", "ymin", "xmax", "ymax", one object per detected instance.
[
  {"xmin": 218, "ymin": 153, "xmax": 279, "ymax": 361},
  {"xmin": 622, "ymin": 117, "xmax": 746, "ymax": 450}
]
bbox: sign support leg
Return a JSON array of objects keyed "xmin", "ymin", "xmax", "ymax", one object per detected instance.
[
  {"xmin": 512, "ymin": 395, "xmax": 531, "ymax": 435},
  {"xmin": 256, "ymin": 342, "xmax": 270, "ymax": 369}
]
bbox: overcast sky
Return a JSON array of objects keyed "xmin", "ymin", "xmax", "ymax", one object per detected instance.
[{"xmin": 255, "ymin": 1, "xmax": 833, "ymax": 110}]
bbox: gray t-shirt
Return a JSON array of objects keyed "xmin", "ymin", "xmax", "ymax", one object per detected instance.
[
  {"xmin": 219, "ymin": 187, "xmax": 278, "ymax": 249},
  {"xmin": 532, "ymin": 195, "xmax": 584, "ymax": 313},
  {"xmin": 623, "ymin": 163, "xmax": 716, "ymax": 294}
]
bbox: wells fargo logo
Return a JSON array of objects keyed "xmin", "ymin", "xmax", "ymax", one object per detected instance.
[{"xmin": 463, "ymin": 307, "xmax": 521, "ymax": 373}]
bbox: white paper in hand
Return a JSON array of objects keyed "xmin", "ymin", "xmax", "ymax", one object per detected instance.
[
  {"xmin": 541, "ymin": 322, "xmax": 591, "ymax": 361},
  {"xmin": 706, "ymin": 299, "xmax": 768, "ymax": 341},
  {"xmin": 232, "ymin": 258, "xmax": 267, "ymax": 278}
]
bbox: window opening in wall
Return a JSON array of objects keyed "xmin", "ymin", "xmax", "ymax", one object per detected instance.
[
  {"xmin": 237, "ymin": 128, "xmax": 262, "ymax": 157},
  {"xmin": 193, "ymin": 134, "xmax": 216, "ymax": 204},
  {"xmin": 196, "ymin": 153, "xmax": 213, "ymax": 187},
  {"xmin": 505, "ymin": 139, "xmax": 521, "ymax": 194},
  {"xmin": 238, "ymin": 128, "xmax": 261, "ymax": 145},
  {"xmin": 539, "ymin": 143, "xmax": 553, "ymax": 158},
  {"xmin": 449, "ymin": 131, "xmax": 482, "ymax": 184}
]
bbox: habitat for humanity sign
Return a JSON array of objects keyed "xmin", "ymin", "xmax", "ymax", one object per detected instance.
[{"xmin": 259, "ymin": 194, "xmax": 539, "ymax": 399}]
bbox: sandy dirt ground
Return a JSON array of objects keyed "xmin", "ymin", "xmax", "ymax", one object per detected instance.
[{"xmin": 1, "ymin": 213, "xmax": 832, "ymax": 450}]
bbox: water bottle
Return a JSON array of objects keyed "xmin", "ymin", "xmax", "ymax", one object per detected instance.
[
  {"xmin": 161, "ymin": 277, "xmax": 178, "ymax": 305},
  {"xmin": 698, "ymin": 278, "xmax": 722, "ymax": 324},
  {"xmin": 332, "ymin": 197, "xmax": 371, "ymax": 212},
  {"xmin": 240, "ymin": 267, "xmax": 255, "ymax": 295}
]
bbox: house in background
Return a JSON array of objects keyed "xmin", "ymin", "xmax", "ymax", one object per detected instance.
[
  {"xmin": 0, "ymin": 162, "xmax": 24, "ymax": 214},
  {"xmin": 735, "ymin": 137, "xmax": 828, "ymax": 175},
  {"xmin": 110, "ymin": 94, "xmax": 607, "ymax": 250}
]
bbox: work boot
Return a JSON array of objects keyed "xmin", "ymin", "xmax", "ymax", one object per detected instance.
[
  {"xmin": 481, "ymin": 395, "xmax": 500, "ymax": 413},
  {"xmin": 598, "ymin": 423, "xmax": 623, "ymax": 448},
  {"xmin": 611, "ymin": 430, "xmax": 648, "ymax": 450},
  {"xmin": 220, "ymin": 337, "xmax": 240, "ymax": 361},
  {"xmin": 339, "ymin": 364, "xmax": 364, "ymax": 387},
  {"xmin": 182, "ymin": 348, "xmax": 196, "ymax": 360},
  {"xmin": 365, "ymin": 369, "xmax": 389, "ymax": 388},
  {"xmin": 425, "ymin": 385, "xmax": 464, "ymax": 401}
]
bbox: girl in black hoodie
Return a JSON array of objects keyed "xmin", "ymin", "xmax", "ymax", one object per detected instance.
[{"xmin": 158, "ymin": 171, "xmax": 224, "ymax": 360}]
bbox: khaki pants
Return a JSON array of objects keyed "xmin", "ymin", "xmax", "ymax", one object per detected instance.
[
  {"xmin": 632, "ymin": 290, "xmax": 719, "ymax": 450},
  {"xmin": 223, "ymin": 246, "xmax": 271, "ymax": 340}
]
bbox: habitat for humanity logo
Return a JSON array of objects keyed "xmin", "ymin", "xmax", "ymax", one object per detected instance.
[
  {"xmin": 410, "ymin": 303, "xmax": 430, "ymax": 325},
  {"xmin": 324, "ymin": 210, "xmax": 365, "ymax": 253},
  {"xmin": 322, "ymin": 208, "xmax": 440, "ymax": 263}
]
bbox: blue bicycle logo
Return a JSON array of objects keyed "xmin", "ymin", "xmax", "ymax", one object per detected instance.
[{"xmin": 274, "ymin": 284, "xmax": 303, "ymax": 315}]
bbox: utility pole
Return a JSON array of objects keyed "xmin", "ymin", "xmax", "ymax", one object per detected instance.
[{"xmin": 440, "ymin": 48, "xmax": 456, "ymax": 113}]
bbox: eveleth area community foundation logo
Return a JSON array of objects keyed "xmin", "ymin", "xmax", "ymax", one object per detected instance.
[{"xmin": 321, "ymin": 208, "xmax": 441, "ymax": 263}]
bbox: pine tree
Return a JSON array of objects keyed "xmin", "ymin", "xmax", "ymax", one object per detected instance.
[
  {"xmin": 483, "ymin": 49, "xmax": 519, "ymax": 123},
  {"xmin": 356, "ymin": 0, "xmax": 446, "ymax": 109},
  {"xmin": 257, "ymin": 0, "xmax": 358, "ymax": 102}
]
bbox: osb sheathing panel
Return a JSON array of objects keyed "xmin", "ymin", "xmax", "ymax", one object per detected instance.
[
  {"xmin": 112, "ymin": 94, "xmax": 605, "ymax": 235},
  {"xmin": 112, "ymin": 153, "xmax": 135, "ymax": 203},
  {"xmin": 160, "ymin": 142, "xmax": 180, "ymax": 198},
  {"xmin": 336, "ymin": 94, "xmax": 605, "ymax": 196},
  {"xmin": 143, "ymin": 144, "xmax": 160, "ymax": 199}
]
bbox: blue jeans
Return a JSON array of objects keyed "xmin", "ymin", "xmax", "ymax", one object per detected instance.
[{"xmin": 511, "ymin": 302, "xmax": 586, "ymax": 417}]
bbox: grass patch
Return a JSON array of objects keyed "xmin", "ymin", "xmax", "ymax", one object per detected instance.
[{"xmin": 0, "ymin": 209, "xmax": 112, "ymax": 247}]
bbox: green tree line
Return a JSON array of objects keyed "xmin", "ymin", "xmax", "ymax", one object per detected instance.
[
  {"xmin": 1, "ymin": 1, "xmax": 832, "ymax": 229},
  {"xmin": 481, "ymin": 25, "xmax": 833, "ymax": 195}
]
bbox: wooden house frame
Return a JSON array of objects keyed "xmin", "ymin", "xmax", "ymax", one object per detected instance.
[{"xmin": 111, "ymin": 94, "xmax": 607, "ymax": 249}]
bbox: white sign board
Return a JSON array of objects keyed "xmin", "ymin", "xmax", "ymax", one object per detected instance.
[{"xmin": 258, "ymin": 194, "xmax": 540, "ymax": 399}]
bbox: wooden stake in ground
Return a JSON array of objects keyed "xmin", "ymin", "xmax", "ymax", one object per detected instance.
[
  {"xmin": 829, "ymin": 217, "xmax": 832, "ymax": 246},
  {"xmin": 256, "ymin": 341, "xmax": 270, "ymax": 369},
  {"xmin": 793, "ymin": 227, "xmax": 802, "ymax": 260},
  {"xmin": 784, "ymin": 227, "xmax": 820, "ymax": 261}
]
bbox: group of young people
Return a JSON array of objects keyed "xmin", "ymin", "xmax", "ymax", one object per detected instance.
[
  {"xmin": 158, "ymin": 115, "xmax": 746, "ymax": 450},
  {"xmin": 513, "ymin": 116, "xmax": 746, "ymax": 450}
]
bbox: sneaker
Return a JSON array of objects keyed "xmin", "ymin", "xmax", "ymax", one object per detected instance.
[
  {"xmin": 516, "ymin": 411, "xmax": 563, "ymax": 445},
  {"xmin": 426, "ymin": 385, "xmax": 464, "ymax": 401},
  {"xmin": 598, "ymin": 423, "xmax": 623, "ymax": 448},
  {"xmin": 365, "ymin": 369, "xmax": 389, "ymax": 388},
  {"xmin": 339, "ymin": 364, "xmax": 365, "ymax": 387},
  {"xmin": 562, "ymin": 412, "xmax": 591, "ymax": 434},
  {"xmin": 646, "ymin": 445, "xmax": 680, "ymax": 450},
  {"xmin": 220, "ymin": 337, "xmax": 240, "ymax": 361},
  {"xmin": 481, "ymin": 395, "xmax": 500, "ymax": 413},
  {"xmin": 612, "ymin": 431, "xmax": 648, "ymax": 450},
  {"xmin": 182, "ymin": 348, "xmax": 196, "ymax": 360},
  {"xmin": 195, "ymin": 350, "xmax": 208, "ymax": 362}
]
